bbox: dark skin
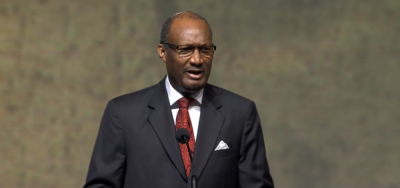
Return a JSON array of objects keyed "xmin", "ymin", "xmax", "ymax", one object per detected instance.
[{"xmin": 157, "ymin": 17, "xmax": 213, "ymax": 96}]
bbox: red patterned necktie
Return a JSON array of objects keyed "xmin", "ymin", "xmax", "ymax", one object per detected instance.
[{"xmin": 175, "ymin": 97, "xmax": 196, "ymax": 178}]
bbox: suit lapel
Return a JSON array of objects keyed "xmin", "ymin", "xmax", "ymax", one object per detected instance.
[
  {"xmin": 147, "ymin": 78, "xmax": 187, "ymax": 181},
  {"xmin": 193, "ymin": 84, "xmax": 225, "ymax": 179}
]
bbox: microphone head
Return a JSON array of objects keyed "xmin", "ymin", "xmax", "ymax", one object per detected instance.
[{"xmin": 175, "ymin": 128, "xmax": 190, "ymax": 143}]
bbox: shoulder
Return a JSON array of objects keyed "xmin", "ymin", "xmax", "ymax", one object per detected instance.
[
  {"xmin": 207, "ymin": 84, "xmax": 255, "ymax": 109},
  {"xmin": 107, "ymin": 83, "xmax": 159, "ymax": 109}
]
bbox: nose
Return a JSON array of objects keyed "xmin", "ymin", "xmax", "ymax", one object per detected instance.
[{"xmin": 189, "ymin": 48, "xmax": 203, "ymax": 67}]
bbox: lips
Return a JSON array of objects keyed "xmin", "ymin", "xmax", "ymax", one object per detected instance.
[{"xmin": 186, "ymin": 69, "xmax": 203, "ymax": 80}]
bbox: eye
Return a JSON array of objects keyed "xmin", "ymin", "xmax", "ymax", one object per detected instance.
[
  {"xmin": 181, "ymin": 47, "xmax": 192, "ymax": 51},
  {"xmin": 200, "ymin": 46, "xmax": 211, "ymax": 52},
  {"xmin": 178, "ymin": 46, "xmax": 194, "ymax": 54}
]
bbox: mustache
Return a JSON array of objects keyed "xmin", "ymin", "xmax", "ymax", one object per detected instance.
[{"xmin": 184, "ymin": 67, "xmax": 204, "ymax": 72}]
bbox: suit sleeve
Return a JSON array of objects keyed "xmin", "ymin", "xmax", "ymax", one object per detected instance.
[
  {"xmin": 83, "ymin": 100, "xmax": 126, "ymax": 188},
  {"xmin": 238, "ymin": 101, "xmax": 274, "ymax": 188}
]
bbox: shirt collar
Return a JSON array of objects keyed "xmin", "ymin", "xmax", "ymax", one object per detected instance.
[{"xmin": 165, "ymin": 75, "xmax": 204, "ymax": 106}]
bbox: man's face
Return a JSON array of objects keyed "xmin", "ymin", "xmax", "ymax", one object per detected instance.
[{"xmin": 158, "ymin": 18, "xmax": 214, "ymax": 95}]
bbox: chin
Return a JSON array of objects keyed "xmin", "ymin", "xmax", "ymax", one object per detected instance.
[{"xmin": 183, "ymin": 81, "xmax": 205, "ymax": 93}]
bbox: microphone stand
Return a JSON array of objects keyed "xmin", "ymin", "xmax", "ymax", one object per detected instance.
[{"xmin": 183, "ymin": 136, "xmax": 197, "ymax": 188}]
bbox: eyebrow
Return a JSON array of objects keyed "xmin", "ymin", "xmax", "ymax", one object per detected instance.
[{"xmin": 179, "ymin": 42, "xmax": 213, "ymax": 46}]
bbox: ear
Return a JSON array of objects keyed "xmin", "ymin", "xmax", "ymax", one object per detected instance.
[{"xmin": 157, "ymin": 44, "xmax": 167, "ymax": 63}]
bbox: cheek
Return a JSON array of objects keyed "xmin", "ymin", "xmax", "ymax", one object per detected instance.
[
  {"xmin": 166, "ymin": 60, "xmax": 186, "ymax": 75},
  {"xmin": 204, "ymin": 61, "xmax": 212, "ymax": 71}
]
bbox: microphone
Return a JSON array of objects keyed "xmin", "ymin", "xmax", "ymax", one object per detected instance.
[
  {"xmin": 175, "ymin": 128, "xmax": 190, "ymax": 144},
  {"xmin": 175, "ymin": 128, "xmax": 197, "ymax": 188}
]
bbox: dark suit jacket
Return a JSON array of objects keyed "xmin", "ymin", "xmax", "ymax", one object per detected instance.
[{"xmin": 83, "ymin": 78, "xmax": 274, "ymax": 188}]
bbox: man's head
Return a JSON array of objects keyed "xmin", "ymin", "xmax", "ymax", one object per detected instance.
[{"xmin": 158, "ymin": 11, "xmax": 215, "ymax": 96}]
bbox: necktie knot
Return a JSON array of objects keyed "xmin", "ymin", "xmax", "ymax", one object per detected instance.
[{"xmin": 178, "ymin": 97, "xmax": 194, "ymax": 109}]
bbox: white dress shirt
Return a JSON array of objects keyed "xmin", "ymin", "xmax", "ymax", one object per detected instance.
[{"xmin": 165, "ymin": 76, "xmax": 203, "ymax": 141}]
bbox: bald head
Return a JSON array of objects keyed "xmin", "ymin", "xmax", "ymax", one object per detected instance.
[{"xmin": 160, "ymin": 11, "xmax": 213, "ymax": 43}]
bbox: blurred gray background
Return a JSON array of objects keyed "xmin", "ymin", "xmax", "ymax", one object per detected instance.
[{"xmin": 0, "ymin": 0, "xmax": 399, "ymax": 187}]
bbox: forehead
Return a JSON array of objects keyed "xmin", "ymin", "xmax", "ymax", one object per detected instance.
[{"xmin": 168, "ymin": 18, "xmax": 212, "ymax": 45}]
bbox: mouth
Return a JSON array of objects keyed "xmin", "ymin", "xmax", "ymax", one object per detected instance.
[{"xmin": 186, "ymin": 69, "xmax": 204, "ymax": 80}]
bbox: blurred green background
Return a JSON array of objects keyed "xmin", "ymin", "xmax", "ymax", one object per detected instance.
[{"xmin": 1, "ymin": 0, "xmax": 399, "ymax": 187}]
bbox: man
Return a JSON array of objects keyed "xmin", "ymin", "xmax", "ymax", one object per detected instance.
[{"xmin": 84, "ymin": 11, "xmax": 274, "ymax": 188}]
